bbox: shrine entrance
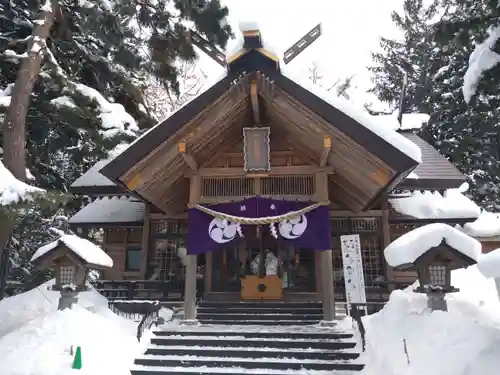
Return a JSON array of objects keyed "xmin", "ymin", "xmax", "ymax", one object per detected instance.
[{"xmin": 210, "ymin": 225, "xmax": 317, "ymax": 299}]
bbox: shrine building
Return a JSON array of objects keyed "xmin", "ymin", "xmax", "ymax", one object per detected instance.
[{"xmin": 68, "ymin": 28, "xmax": 485, "ymax": 321}]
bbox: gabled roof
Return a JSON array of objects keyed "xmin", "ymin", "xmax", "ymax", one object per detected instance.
[
  {"xmin": 101, "ymin": 65, "xmax": 418, "ymax": 186},
  {"xmin": 69, "ymin": 159, "xmax": 123, "ymax": 195},
  {"xmin": 68, "ymin": 196, "xmax": 145, "ymax": 227},
  {"xmin": 398, "ymin": 132, "xmax": 466, "ymax": 190}
]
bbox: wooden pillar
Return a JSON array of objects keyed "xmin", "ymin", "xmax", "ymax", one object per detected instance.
[
  {"xmin": 314, "ymin": 172, "xmax": 336, "ymax": 323},
  {"xmin": 381, "ymin": 195, "xmax": 394, "ymax": 283},
  {"xmin": 184, "ymin": 175, "xmax": 201, "ymax": 323},
  {"xmin": 139, "ymin": 205, "xmax": 151, "ymax": 279},
  {"xmin": 205, "ymin": 252, "xmax": 212, "ymax": 294}
]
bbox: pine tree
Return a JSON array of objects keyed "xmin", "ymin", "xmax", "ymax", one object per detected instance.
[
  {"xmin": 369, "ymin": 0, "xmax": 442, "ymax": 114},
  {"xmin": 0, "ymin": 0, "xmax": 233, "ymax": 294},
  {"xmin": 369, "ymin": 0, "xmax": 500, "ymax": 210}
]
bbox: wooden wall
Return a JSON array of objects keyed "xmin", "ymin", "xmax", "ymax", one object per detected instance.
[{"xmin": 102, "ymin": 227, "xmax": 143, "ymax": 280}]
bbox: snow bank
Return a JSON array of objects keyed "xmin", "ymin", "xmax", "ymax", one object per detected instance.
[
  {"xmin": 463, "ymin": 26, "xmax": 500, "ymax": 103},
  {"xmin": 384, "ymin": 223, "xmax": 482, "ymax": 268},
  {"xmin": 360, "ymin": 267, "xmax": 500, "ymax": 375},
  {"xmin": 0, "ymin": 279, "xmax": 109, "ymax": 338},
  {"xmin": 462, "ymin": 211, "xmax": 500, "ymax": 238},
  {"xmin": 477, "ymin": 249, "xmax": 500, "ymax": 279},
  {"xmin": 0, "ymin": 161, "xmax": 44, "ymax": 205},
  {"xmin": 0, "ymin": 279, "xmax": 153, "ymax": 375},
  {"xmin": 32, "ymin": 234, "xmax": 113, "ymax": 268},
  {"xmin": 390, "ymin": 183, "xmax": 481, "ymax": 220},
  {"xmin": 0, "ymin": 304, "xmax": 139, "ymax": 375}
]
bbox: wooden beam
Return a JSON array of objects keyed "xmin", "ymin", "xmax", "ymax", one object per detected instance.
[
  {"xmin": 320, "ymin": 136, "xmax": 332, "ymax": 167},
  {"xmin": 250, "ymin": 80, "xmax": 260, "ymax": 124},
  {"xmin": 199, "ymin": 165, "xmax": 335, "ymax": 177},
  {"xmin": 329, "ymin": 209, "xmax": 384, "ymax": 217},
  {"xmin": 178, "ymin": 142, "xmax": 198, "ymax": 171}
]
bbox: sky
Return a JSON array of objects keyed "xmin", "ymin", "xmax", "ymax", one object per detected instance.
[{"xmin": 199, "ymin": 0, "xmax": 405, "ymax": 95}]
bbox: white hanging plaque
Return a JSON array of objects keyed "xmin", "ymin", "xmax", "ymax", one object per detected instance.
[{"xmin": 340, "ymin": 234, "xmax": 367, "ymax": 305}]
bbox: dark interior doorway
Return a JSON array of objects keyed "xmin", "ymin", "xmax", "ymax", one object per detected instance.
[{"xmin": 211, "ymin": 225, "xmax": 316, "ymax": 293}]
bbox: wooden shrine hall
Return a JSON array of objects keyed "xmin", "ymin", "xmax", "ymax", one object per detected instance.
[{"xmin": 68, "ymin": 28, "xmax": 480, "ymax": 322}]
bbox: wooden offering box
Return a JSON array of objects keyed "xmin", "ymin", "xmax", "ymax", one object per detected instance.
[{"xmin": 241, "ymin": 275, "xmax": 284, "ymax": 300}]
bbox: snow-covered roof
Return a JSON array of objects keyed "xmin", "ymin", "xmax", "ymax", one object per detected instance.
[
  {"xmin": 69, "ymin": 196, "xmax": 145, "ymax": 225},
  {"xmin": 71, "ymin": 159, "xmax": 116, "ymax": 189},
  {"xmin": 225, "ymin": 21, "xmax": 421, "ymax": 163},
  {"xmin": 477, "ymin": 249, "xmax": 500, "ymax": 279},
  {"xmin": 31, "ymin": 235, "xmax": 113, "ymax": 269},
  {"xmin": 376, "ymin": 113, "xmax": 430, "ymax": 131},
  {"xmin": 0, "ymin": 161, "xmax": 44, "ymax": 205},
  {"xmin": 461, "ymin": 211, "xmax": 500, "ymax": 239},
  {"xmin": 389, "ymin": 183, "xmax": 481, "ymax": 220},
  {"xmin": 384, "ymin": 223, "xmax": 482, "ymax": 268}
]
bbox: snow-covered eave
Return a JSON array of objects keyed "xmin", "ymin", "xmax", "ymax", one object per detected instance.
[{"xmin": 31, "ymin": 243, "xmax": 109, "ymax": 270}]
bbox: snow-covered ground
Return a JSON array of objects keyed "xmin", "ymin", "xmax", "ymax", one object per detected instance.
[
  {"xmin": 0, "ymin": 279, "xmax": 155, "ymax": 375},
  {"xmin": 360, "ymin": 266, "xmax": 500, "ymax": 375}
]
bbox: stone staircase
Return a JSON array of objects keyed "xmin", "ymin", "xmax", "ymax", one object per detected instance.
[
  {"xmin": 130, "ymin": 325, "xmax": 364, "ymax": 374},
  {"xmin": 197, "ymin": 300, "xmax": 345, "ymax": 325}
]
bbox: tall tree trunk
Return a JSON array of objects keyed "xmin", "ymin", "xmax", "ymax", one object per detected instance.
[{"xmin": 0, "ymin": 0, "xmax": 57, "ymax": 300}]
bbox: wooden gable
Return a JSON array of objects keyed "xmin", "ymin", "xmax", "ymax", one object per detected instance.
[{"xmin": 100, "ymin": 37, "xmax": 419, "ymax": 213}]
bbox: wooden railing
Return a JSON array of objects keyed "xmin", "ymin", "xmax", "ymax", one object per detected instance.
[
  {"xmin": 137, "ymin": 302, "xmax": 161, "ymax": 342},
  {"xmin": 93, "ymin": 280, "xmax": 183, "ymax": 301},
  {"xmin": 334, "ymin": 280, "xmax": 412, "ymax": 313}
]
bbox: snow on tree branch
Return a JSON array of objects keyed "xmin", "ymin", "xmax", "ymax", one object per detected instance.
[
  {"xmin": 0, "ymin": 161, "xmax": 44, "ymax": 206},
  {"xmin": 463, "ymin": 26, "xmax": 500, "ymax": 103}
]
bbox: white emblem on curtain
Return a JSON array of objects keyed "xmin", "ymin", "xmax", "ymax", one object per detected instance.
[
  {"xmin": 278, "ymin": 215, "xmax": 308, "ymax": 239},
  {"xmin": 208, "ymin": 218, "xmax": 238, "ymax": 243}
]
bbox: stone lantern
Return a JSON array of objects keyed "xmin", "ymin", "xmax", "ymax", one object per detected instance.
[
  {"xmin": 399, "ymin": 240, "xmax": 477, "ymax": 311},
  {"xmin": 31, "ymin": 235, "xmax": 113, "ymax": 310},
  {"xmin": 384, "ymin": 223, "xmax": 481, "ymax": 312}
]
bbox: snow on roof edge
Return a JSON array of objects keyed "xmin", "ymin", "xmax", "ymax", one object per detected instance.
[
  {"xmin": 384, "ymin": 223, "xmax": 482, "ymax": 268},
  {"xmin": 32, "ymin": 235, "xmax": 113, "ymax": 268}
]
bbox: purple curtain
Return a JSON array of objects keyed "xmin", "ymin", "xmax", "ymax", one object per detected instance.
[{"xmin": 187, "ymin": 197, "xmax": 331, "ymax": 255}]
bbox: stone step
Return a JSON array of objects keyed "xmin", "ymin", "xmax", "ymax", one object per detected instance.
[
  {"xmin": 133, "ymin": 354, "xmax": 364, "ymax": 371},
  {"xmin": 131, "ymin": 365, "xmax": 360, "ymax": 374},
  {"xmin": 197, "ymin": 307, "xmax": 324, "ymax": 314},
  {"xmin": 145, "ymin": 345, "xmax": 359, "ymax": 361},
  {"xmin": 197, "ymin": 313, "xmax": 323, "ymax": 321},
  {"xmin": 199, "ymin": 301, "xmax": 323, "ymax": 309},
  {"xmin": 150, "ymin": 336, "xmax": 356, "ymax": 350},
  {"xmin": 154, "ymin": 330, "xmax": 353, "ymax": 340},
  {"xmin": 197, "ymin": 319, "xmax": 322, "ymax": 325}
]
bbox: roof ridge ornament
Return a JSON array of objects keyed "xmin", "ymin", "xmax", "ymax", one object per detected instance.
[
  {"xmin": 283, "ymin": 23, "xmax": 322, "ymax": 65},
  {"xmin": 188, "ymin": 23, "xmax": 322, "ymax": 69}
]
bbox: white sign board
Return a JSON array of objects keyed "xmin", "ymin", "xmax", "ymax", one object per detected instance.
[{"xmin": 340, "ymin": 234, "xmax": 367, "ymax": 305}]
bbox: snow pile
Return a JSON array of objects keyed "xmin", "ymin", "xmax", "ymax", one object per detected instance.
[
  {"xmin": 0, "ymin": 279, "xmax": 109, "ymax": 338},
  {"xmin": 462, "ymin": 211, "xmax": 500, "ymax": 238},
  {"xmin": 360, "ymin": 267, "xmax": 500, "ymax": 375},
  {"xmin": 32, "ymin": 234, "xmax": 113, "ymax": 268},
  {"xmin": 0, "ymin": 161, "xmax": 44, "ymax": 205},
  {"xmin": 0, "ymin": 303, "xmax": 139, "ymax": 375},
  {"xmin": 384, "ymin": 223, "xmax": 482, "ymax": 268},
  {"xmin": 477, "ymin": 249, "xmax": 500, "ymax": 279},
  {"xmin": 389, "ymin": 183, "xmax": 481, "ymax": 220},
  {"xmin": 463, "ymin": 26, "xmax": 500, "ymax": 103}
]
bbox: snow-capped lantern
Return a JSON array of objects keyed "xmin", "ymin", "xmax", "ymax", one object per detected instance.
[
  {"xmin": 384, "ymin": 223, "xmax": 481, "ymax": 311},
  {"xmin": 31, "ymin": 235, "xmax": 113, "ymax": 310}
]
